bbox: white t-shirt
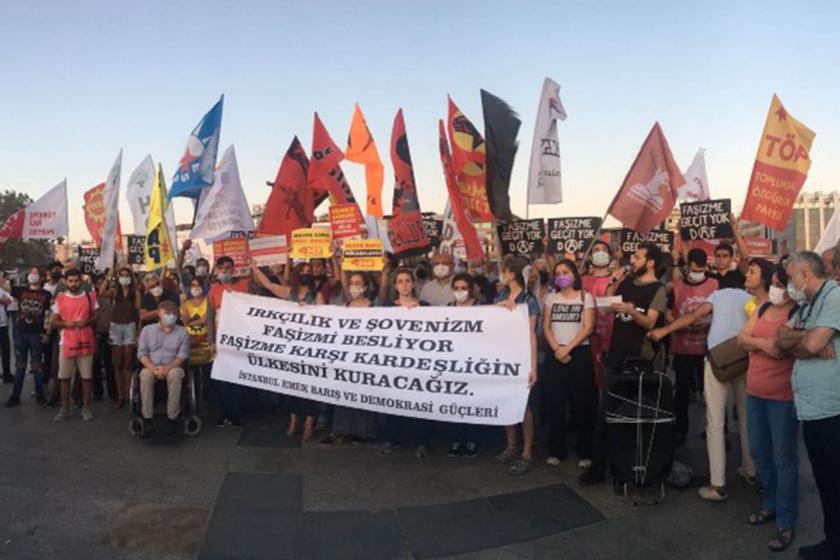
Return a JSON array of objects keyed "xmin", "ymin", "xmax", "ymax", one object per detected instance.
[
  {"xmin": 544, "ymin": 290, "xmax": 595, "ymax": 346},
  {"xmin": 706, "ymin": 288, "xmax": 751, "ymax": 348}
]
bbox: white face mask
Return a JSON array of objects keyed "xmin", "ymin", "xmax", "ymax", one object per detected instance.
[
  {"xmin": 149, "ymin": 286, "xmax": 163, "ymax": 297},
  {"xmin": 118, "ymin": 276, "xmax": 132, "ymax": 287},
  {"xmin": 195, "ymin": 266, "xmax": 209, "ymax": 277},
  {"xmin": 190, "ymin": 287, "xmax": 204, "ymax": 298},
  {"xmin": 688, "ymin": 271, "xmax": 706, "ymax": 284},
  {"xmin": 453, "ymin": 289, "xmax": 469, "ymax": 303},
  {"xmin": 161, "ymin": 313, "xmax": 177, "ymax": 327},
  {"xmin": 433, "ymin": 264, "xmax": 450, "ymax": 279},
  {"xmin": 787, "ymin": 280, "xmax": 807, "ymax": 304},
  {"xmin": 348, "ymin": 285, "xmax": 366, "ymax": 299},
  {"xmin": 591, "ymin": 251, "xmax": 610, "ymax": 268},
  {"xmin": 27, "ymin": 274, "xmax": 40, "ymax": 285},
  {"xmin": 768, "ymin": 285, "xmax": 787, "ymax": 306}
]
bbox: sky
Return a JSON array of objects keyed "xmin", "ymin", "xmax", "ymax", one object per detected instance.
[{"xmin": 1, "ymin": 0, "xmax": 838, "ymax": 241}]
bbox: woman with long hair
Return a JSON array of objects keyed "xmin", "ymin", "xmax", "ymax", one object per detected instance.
[{"xmin": 109, "ymin": 267, "xmax": 140, "ymax": 408}]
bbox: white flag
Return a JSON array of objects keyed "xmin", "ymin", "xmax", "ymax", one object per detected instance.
[
  {"xmin": 815, "ymin": 211, "xmax": 840, "ymax": 255},
  {"xmin": 364, "ymin": 214, "xmax": 393, "ymax": 253},
  {"xmin": 527, "ymin": 77, "xmax": 567, "ymax": 205},
  {"xmin": 96, "ymin": 150, "xmax": 122, "ymax": 271},
  {"xmin": 438, "ymin": 201, "xmax": 463, "ymax": 255},
  {"xmin": 24, "ymin": 180, "xmax": 69, "ymax": 239},
  {"xmin": 677, "ymin": 148, "xmax": 710, "ymax": 202},
  {"xmin": 126, "ymin": 155, "xmax": 178, "ymax": 241},
  {"xmin": 191, "ymin": 145, "xmax": 254, "ymax": 241}
]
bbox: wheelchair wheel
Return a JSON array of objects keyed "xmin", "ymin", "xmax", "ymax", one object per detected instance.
[{"xmin": 184, "ymin": 415, "xmax": 202, "ymax": 437}]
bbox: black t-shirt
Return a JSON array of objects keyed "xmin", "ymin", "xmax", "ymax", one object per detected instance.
[
  {"xmin": 607, "ymin": 278, "xmax": 666, "ymax": 369},
  {"xmin": 13, "ymin": 287, "xmax": 52, "ymax": 334},
  {"xmin": 710, "ymin": 270, "xmax": 745, "ymax": 290}
]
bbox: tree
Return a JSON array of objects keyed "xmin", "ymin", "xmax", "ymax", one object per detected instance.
[{"xmin": 0, "ymin": 189, "xmax": 55, "ymax": 269}]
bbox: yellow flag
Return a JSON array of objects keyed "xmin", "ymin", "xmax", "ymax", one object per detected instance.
[{"xmin": 145, "ymin": 164, "xmax": 174, "ymax": 270}]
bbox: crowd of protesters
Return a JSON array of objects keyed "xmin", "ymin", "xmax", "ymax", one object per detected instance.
[{"xmin": 1, "ymin": 216, "xmax": 839, "ymax": 559}]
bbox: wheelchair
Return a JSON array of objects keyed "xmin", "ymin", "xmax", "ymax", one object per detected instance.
[{"xmin": 128, "ymin": 363, "xmax": 202, "ymax": 437}]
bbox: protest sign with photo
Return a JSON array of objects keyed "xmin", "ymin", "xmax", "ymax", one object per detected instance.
[
  {"xmin": 546, "ymin": 217, "xmax": 602, "ymax": 255},
  {"xmin": 213, "ymin": 237, "xmax": 250, "ymax": 276},
  {"xmin": 249, "ymin": 235, "xmax": 287, "ymax": 267},
  {"xmin": 342, "ymin": 239, "xmax": 385, "ymax": 271},
  {"xmin": 619, "ymin": 228, "xmax": 674, "ymax": 255},
  {"xmin": 329, "ymin": 203, "xmax": 362, "ymax": 239},
  {"xmin": 212, "ymin": 291, "xmax": 530, "ymax": 425},
  {"xmin": 679, "ymin": 199, "xmax": 733, "ymax": 241},
  {"xmin": 291, "ymin": 228, "xmax": 333, "ymax": 259},
  {"xmin": 126, "ymin": 234, "xmax": 145, "ymax": 265},
  {"xmin": 497, "ymin": 219, "xmax": 545, "ymax": 256},
  {"xmin": 78, "ymin": 246, "xmax": 100, "ymax": 275}
]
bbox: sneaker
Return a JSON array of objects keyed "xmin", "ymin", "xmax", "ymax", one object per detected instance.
[
  {"xmin": 495, "ymin": 447, "xmax": 520, "ymax": 464},
  {"xmin": 81, "ymin": 407, "xmax": 94, "ymax": 421},
  {"xmin": 546, "ymin": 456, "xmax": 561, "ymax": 466},
  {"xmin": 508, "ymin": 456, "xmax": 533, "ymax": 475},
  {"xmin": 214, "ymin": 416, "xmax": 228, "ymax": 428},
  {"xmin": 448, "ymin": 442, "xmax": 463, "ymax": 457},
  {"xmin": 463, "ymin": 442, "xmax": 480, "ymax": 459},
  {"xmin": 578, "ymin": 468, "xmax": 606, "ymax": 486},
  {"xmin": 379, "ymin": 442, "xmax": 398, "ymax": 455},
  {"xmin": 578, "ymin": 459, "xmax": 592, "ymax": 469},
  {"xmin": 698, "ymin": 485, "xmax": 729, "ymax": 502},
  {"xmin": 142, "ymin": 419, "xmax": 155, "ymax": 437},
  {"xmin": 5, "ymin": 395, "xmax": 20, "ymax": 408},
  {"xmin": 53, "ymin": 407, "xmax": 71, "ymax": 423},
  {"xmin": 416, "ymin": 445, "xmax": 430, "ymax": 458},
  {"xmin": 73, "ymin": 400, "xmax": 82, "ymax": 409}
]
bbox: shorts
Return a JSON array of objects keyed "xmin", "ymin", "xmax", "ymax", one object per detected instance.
[
  {"xmin": 109, "ymin": 322, "xmax": 137, "ymax": 347},
  {"xmin": 58, "ymin": 353, "xmax": 94, "ymax": 380}
]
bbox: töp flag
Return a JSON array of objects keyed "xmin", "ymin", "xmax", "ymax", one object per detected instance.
[
  {"xmin": 388, "ymin": 109, "xmax": 429, "ymax": 258},
  {"xmin": 677, "ymin": 148, "xmax": 710, "ymax": 202},
  {"xmin": 608, "ymin": 122, "xmax": 685, "ymax": 235},
  {"xmin": 96, "ymin": 150, "xmax": 123, "ymax": 271},
  {"xmin": 257, "ymin": 136, "xmax": 313, "ymax": 240},
  {"xmin": 438, "ymin": 120, "xmax": 483, "ymax": 260},
  {"xmin": 192, "ymin": 145, "xmax": 254, "ymax": 242},
  {"xmin": 527, "ymin": 77, "xmax": 567, "ymax": 205},
  {"xmin": 126, "ymin": 155, "xmax": 177, "ymax": 242},
  {"xmin": 345, "ymin": 103, "xmax": 385, "ymax": 217},
  {"xmin": 145, "ymin": 164, "xmax": 175, "ymax": 270},
  {"xmin": 0, "ymin": 180, "xmax": 68, "ymax": 243},
  {"xmin": 447, "ymin": 96, "xmax": 493, "ymax": 222},
  {"xmin": 170, "ymin": 95, "xmax": 224, "ymax": 200},
  {"xmin": 481, "ymin": 89, "xmax": 521, "ymax": 223},
  {"xmin": 741, "ymin": 95, "xmax": 815, "ymax": 231}
]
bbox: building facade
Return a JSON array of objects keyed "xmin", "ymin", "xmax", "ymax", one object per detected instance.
[{"xmin": 792, "ymin": 191, "xmax": 840, "ymax": 251}]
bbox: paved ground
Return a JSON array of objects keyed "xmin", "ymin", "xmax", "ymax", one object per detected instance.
[{"xmin": 0, "ymin": 375, "xmax": 825, "ymax": 560}]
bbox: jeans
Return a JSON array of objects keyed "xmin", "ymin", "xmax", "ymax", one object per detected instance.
[
  {"xmin": 672, "ymin": 353, "xmax": 704, "ymax": 436},
  {"xmin": 746, "ymin": 395, "xmax": 799, "ymax": 530},
  {"xmin": 803, "ymin": 414, "xmax": 840, "ymax": 553},
  {"xmin": 12, "ymin": 331, "xmax": 45, "ymax": 400}
]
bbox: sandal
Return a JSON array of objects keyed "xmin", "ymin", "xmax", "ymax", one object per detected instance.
[
  {"xmin": 494, "ymin": 447, "xmax": 520, "ymax": 464},
  {"xmin": 747, "ymin": 510, "xmax": 776, "ymax": 525},
  {"xmin": 768, "ymin": 528, "xmax": 794, "ymax": 553},
  {"xmin": 508, "ymin": 456, "xmax": 533, "ymax": 475}
]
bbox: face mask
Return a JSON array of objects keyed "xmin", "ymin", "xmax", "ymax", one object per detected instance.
[
  {"xmin": 688, "ymin": 271, "xmax": 706, "ymax": 284},
  {"xmin": 454, "ymin": 265, "xmax": 465, "ymax": 275},
  {"xmin": 538, "ymin": 270, "xmax": 550, "ymax": 285},
  {"xmin": 299, "ymin": 274, "xmax": 314, "ymax": 287},
  {"xmin": 415, "ymin": 268, "xmax": 428, "ymax": 280},
  {"xmin": 768, "ymin": 285, "xmax": 787, "ymax": 306},
  {"xmin": 195, "ymin": 266, "xmax": 208, "ymax": 277},
  {"xmin": 474, "ymin": 267, "xmax": 485, "ymax": 276},
  {"xmin": 348, "ymin": 285, "xmax": 366, "ymax": 299},
  {"xmin": 453, "ymin": 289, "xmax": 469, "ymax": 303},
  {"xmin": 150, "ymin": 286, "xmax": 163, "ymax": 297},
  {"xmin": 50, "ymin": 272, "xmax": 62, "ymax": 282},
  {"xmin": 433, "ymin": 264, "xmax": 450, "ymax": 279},
  {"xmin": 591, "ymin": 251, "xmax": 610, "ymax": 268},
  {"xmin": 28, "ymin": 274, "xmax": 40, "ymax": 285},
  {"xmin": 554, "ymin": 274, "xmax": 574, "ymax": 290},
  {"xmin": 118, "ymin": 276, "xmax": 132, "ymax": 287},
  {"xmin": 217, "ymin": 272, "xmax": 233, "ymax": 284},
  {"xmin": 190, "ymin": 287, "xmax": 204, "ymax": 298},
  {"xmin": 787, "ymin": 280, "xmax": 807, "ymax": 304},
  {"xmin": 162, "ymin": 313, "xmax": 177, "ymax": 327}
]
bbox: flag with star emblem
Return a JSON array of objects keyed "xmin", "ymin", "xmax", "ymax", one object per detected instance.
[
  {"xmin": 447, "ymin": 96, "xmax": 493, "ymax": 222},
  {"xmin": 387, "ymin": 109, "xmax": 429, "ymax": 258},
  {"xmin": 170, "ymin": 95, "xmax": 224, "ymax": 200},
  {"xmin": 258, "ymin": 136, "xmax": 314, "ymax": 239},
  {"xmin": 345, "ymin": 103, "xmax": 385, "ymax": 218},
  {"xmin": 741, "ymin": 94, "xmax": 815, "ymax": 231}
]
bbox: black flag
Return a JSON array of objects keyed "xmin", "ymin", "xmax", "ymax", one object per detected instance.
[{"xmin": 481, "ymin": 89, "xmax": 521, "ymax": 223}]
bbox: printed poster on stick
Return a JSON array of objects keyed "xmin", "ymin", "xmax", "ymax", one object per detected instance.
[
  {"xmin": 342, "ymin": 239, "xmax": 385, "ymax": 271},
  {"xmin": 249, "ymin": 235, "xmax": 287, "ymax": 267},
  {"xmin": 546, "ymin": 217, "xmax": 602, "ymax": 255},
  {"xmin": 291, "ymin": 228, "xmax": 333, "ymax": 259},
  {"xmin": 619, "ymin": 228, "xmax": 674, "ymax": 255},
  {"xmin": 127, "ymin": 234, "xmax": 145, "ymax": 265},
  {"xmin": 679, "ymin": 199, "xmax": 733, "ymax": 241},
  {"xmin": 497, "ymin": 219, "xmax": 545, "ymax": 256},
  {"xmin": 213, "ymin": 237, "xmax": 250, "ymax": 276},
  {"xmin": 329, "ymin": 203, "xmax": 362, "ymax": 239},
  {"xmin": 78, "ymin": 246, "xmax": 100, "ymax": 275}
]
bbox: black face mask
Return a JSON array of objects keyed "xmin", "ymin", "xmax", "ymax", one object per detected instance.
[
  {"xmin": 299, "ymin": 274, "xmax": 314, "ymax": 287},
  {"xmin": 50, "ymin": 272, "xmax": 62, "ymax": 282},
  {"xmin": 538, "ymin": 270, "xmax": 550, "ymax": 286}
]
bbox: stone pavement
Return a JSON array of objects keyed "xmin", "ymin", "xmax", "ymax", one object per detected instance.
[{"xmin": 0, "ymin": 379, "xmax": 826, "ymax": 560}]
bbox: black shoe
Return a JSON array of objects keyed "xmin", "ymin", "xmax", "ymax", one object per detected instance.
[
  {"xmin": 214, "ymin": 416, "xmax": 228, "ymax": 428},
  {"xmin": 798, "ymin": 541, "xmax": 838, "ymax": 560},
  {"xmin": 6, "ymin": 396, "xmax": 20, "ymax": 408},
  {"xmin": 142, "ymin": 419, "xmax": 155, "ymax": 437},
  {"xmin": 463, "ymin": 442, "xmax": 480, "ymax": 459},
  {"xmin": 166, "ymin": 419, "xmax": 179, "ymax": 435},
  {"xmin": 578, "ymin": 468, "xmax": 606, "ymax": 486},
  {"xmin": 35, "ymin": 395, "xmax": 47, "ymax": 407},
  {"xmin": 448, "ymin": 442, "xmax": 463, "ymax": 457}
]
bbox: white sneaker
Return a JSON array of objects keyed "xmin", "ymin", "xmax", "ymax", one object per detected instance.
[
  {"xmin": 546, "ymin": 456, "xmax": 561, "ymax": 466},
  {"xmin": 81, "ymin": 407, "xmax": 94, "ymax": 421},
  {"xmin": 578, "ymin": 459, "xmax": 592, "ymax": 469},
  {"xmin": 698, "ymin": 485, "xmax": 729, "ymax": 502}
]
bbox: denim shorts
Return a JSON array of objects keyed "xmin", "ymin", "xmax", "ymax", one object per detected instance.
[{"xmin": 109, "ymin": 322, "xmax": 137, "ymax": 347}]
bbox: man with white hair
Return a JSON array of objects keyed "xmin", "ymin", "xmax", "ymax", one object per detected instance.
[{"xmin": 777, "ymin": 251, "xmax": 840, "ymax": 560}]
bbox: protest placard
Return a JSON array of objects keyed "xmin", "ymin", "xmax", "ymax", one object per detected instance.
[
  {"xmin": 679, "ymin": 199, "xmax": 733, "ymax": 241},
  {"xmin": 78, "ymin": 246, "xmax": 100, "ymax": 275},
  {"xmin": 213, "ymin": 237, "xmax": 249, "ymax": 276},
  {"xmin": 422, "ymin": 217, "xmax": 443, "ymax": 248},
  {"xmin": 291, "ymin": 228, "xmax": 333, "ymax": 259},
  {"xmin": 249, "ymin": 235, "xmax": 287, "ymax": 267},
  {"xmin": 212, "ymin": 291, "xmax": 530, "ymax": 425},
  {"xmin": 126, "ymin": 234, "xmax": 145, "ymax": 265},
  {"xmin": 342, "ymin": 239, "xmax": 385, "ymax": 271},
  {"xmin": 497, "ymin": 219, "xmax": 545, "ymax": 256},
  {"xmin": 329, "ymin": 203, "xmax": 362, "ymax": 239},
  {"xmin": 546, "ymin": 217, "xmax": 602, "ymax": 255},
  {"xmin": 619, "ymin": 228, "xmax": 674, "ymax": 255}
]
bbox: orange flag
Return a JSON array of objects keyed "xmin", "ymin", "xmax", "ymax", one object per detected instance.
[
  {"xmin": 345, "ymin": 103, "xmax": 385, "ymax": 217},
  {"xmin": 741, "ymin": 94, "xmax": 815, "ymax": 231},
  {"xmin": 447, "ymin": 96, "xmax": 493, "ymax": 222},
  {"xmin": 608, "ymin": 122, "xmax": 684, "ymax": 235},
  {"xmin": 83, "ymin": 182, "xmax": 122, "ymax": 246}
]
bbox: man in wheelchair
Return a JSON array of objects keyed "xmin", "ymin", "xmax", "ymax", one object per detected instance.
[{"xmin": 137, "ymin": 300, "xmax": 190, "ymax": 435}]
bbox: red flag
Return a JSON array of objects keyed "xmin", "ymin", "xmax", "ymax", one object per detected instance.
[
  {"xmin": 608, "ymin": 122, "xmax": 684, "ymax": 235},
  {"xmin": 447, "ymin": 96, "xmax": 493, "ymax": 221},
  {"xmin": 388, "ymin": 109, "xmax": 429, "ymax": 257},
  {"xmin": 308, "ymin": 112, "xmax": 361, "ymax": 215},
  {"xmin": 82, "ymin": 182, "xmax": 123, "ymax": 246},
  {"xmin": 258, "ymin": 136, "xmax": 314, "ymax": 239},
  {"xmin": 0, "ymin": 209, "xmax": 25, "ymax": 243},
  {"xmin": 439, "ymin": 120, "xmax": 483, "ymax": 260}
]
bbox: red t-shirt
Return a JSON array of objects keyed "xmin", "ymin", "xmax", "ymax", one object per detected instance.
[
  {"xmin": 747, "ymin": 308, "xmax": 794, "ymax": 401},
  {"xmin": 670, "ymin": 277, "xmax": 718, "ymax": 355},
  {"xmin": 209, "ymin": 278, "xmax": 250, "ymax": 312},
  {"xmin": 582, "ymin": 274, "xmax": 613, "ymax": 349}
]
